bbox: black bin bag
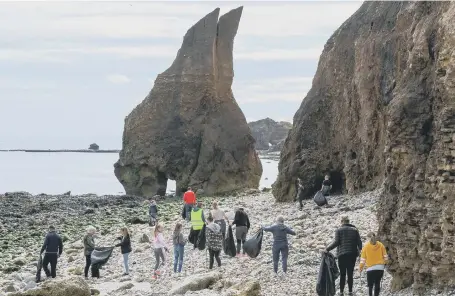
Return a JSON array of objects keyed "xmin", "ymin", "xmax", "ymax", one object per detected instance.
[
  {"xmin": 314, "ymin": 191, "xmax": 328, "ymax": 206},
  {"xmin": 35, "ymin": 255, "xmax": 42, "ymax": 283},
  {"xmin": 224, "ymin": 225, "xmax": 237, "ymax": 257},
  {"xmin": 243, "ymin": 229, "xmax": 263, "ymax": 258}
]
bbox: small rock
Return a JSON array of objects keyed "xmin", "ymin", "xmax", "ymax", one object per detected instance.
[
  {"xmin": 116, "ymin": 283, "xmax": 134, "ymax": 291},
  {"xmin": 90, "ymin": 288, "xmax": 100, "ymax": 295},
  {"xmin": 13, "ymin": 258, "xmax": 26, "ymax": 266},
  {"xmin": 139, "ymin": 233, "xmax": 150, "ymax": 243},
  {"xmin": 5, "ymin": 284, "xmax": 18, "ymax": 293}
]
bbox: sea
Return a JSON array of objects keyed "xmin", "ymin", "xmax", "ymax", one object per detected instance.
[{"xmin": 0, "ymin": 152, "xmax": 278, "ymax": 195}]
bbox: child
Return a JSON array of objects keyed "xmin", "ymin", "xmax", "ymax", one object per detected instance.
[
  {"xmin": 152, "ymin": 224, "xmax": 168, "ymax": 279},
  {"xmin": 359, "ymin": 232, "xmax": 389, "ymax": 296},
  {"xmin": 149, "ymin": 200, "xmax": 158, "ymax": 226},
  {"xmin": 172, "ymin": 222, "xmax": 186, "ymax": 274},
  {"xmin": 206, "ymin": 215, "xmax": 223, "ymax": 269}
]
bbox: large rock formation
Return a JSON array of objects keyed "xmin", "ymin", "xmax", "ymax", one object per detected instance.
[
  {"xmin": 273, "ymin": 1, "xmax": 455, "ymax": 292},
  {"xmin": 114, "ymin": 7, "xmax": 262, "ymax": 197},
  {"xmin": 248, "ymin": 118, "xmax": 292, "ymax": 151}
]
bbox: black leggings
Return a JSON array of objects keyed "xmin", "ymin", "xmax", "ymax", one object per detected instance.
[
  {"xmin": 367, "ymin": 270, "xmax": 384, "ymax": 296},
  {"xmin": 84, "ymin": 255, "xmax": 91, "ymax": 277},
  {"xmin": 338, "ymin": 254, "xmax": 357, "ymax": 293},
  {"xmin": 208, "ymin": 249, "xmax": 221, "ymax": 269}
]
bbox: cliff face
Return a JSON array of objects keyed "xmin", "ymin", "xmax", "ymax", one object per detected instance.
[
  {"xmin": 273, "ymin": 1, "xmax": 455, "ymax": 292},
  {"xmin": 114, "ymin": 7, "xmax": 262, "ymax": 197},
  {"xmin": 248, "ymin": 118, "xmax": 292, "ymax": 151}
]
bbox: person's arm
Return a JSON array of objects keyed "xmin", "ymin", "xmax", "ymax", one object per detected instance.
[
  {"xmin": 58, "ymin": 236, "xmax": 63, "ymax": 256},
  {"xmin": 357, "ymin": 231, "xmax": 362, "ymax": 254},
  {"xmin": 40, "ymin": 235, "xmax": 48, "ymax": 254},
  {"xmin": 382, "ymin": 244, "xmax": 389, "ymax": 263},
  {"xmin": 286, "ymin": 227, "xmax": 296, "ymax": 235},
  {"xmin": 232, "ymin": 212, "xmax": 238, "ymax": 226},
  {"xmin": 246, "ymin": 215, "xmax": 250, "ymax": 230},
  {"xmin": 359, "ymin": 247, "xmax": 367, "ymax": 271},
  {"xmin": 326, "ymin": 229, "xmax": 340, "ymax": 252},
  {"xmin": 262, "ymin": 225, "xmax": 272, "ymax": 232},
  {"xmin": 115, "ymin": 237, "xmax": 125, "ymax": 247},
  {"xmin": 201, "ymin": 211, "xmax": 206, "ymax": 223}
]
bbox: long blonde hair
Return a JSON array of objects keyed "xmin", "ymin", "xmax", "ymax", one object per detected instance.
[
  {"xmin": 212, "ymin": 201, "xmax": 218, "ymax": 210},
  {"xmin": 153, "ymin": 224, "xmax": 163, "ymax": 238},
  {"xmin": 174, "ymin": 222, "xmax": 182, "ymax": 233},
  {"xmin": 121, "ymin": 227, "xmax": 130, "ymax": 237}
]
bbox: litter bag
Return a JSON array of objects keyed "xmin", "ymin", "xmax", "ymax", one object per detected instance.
[
  {"xmin": 314, "ymin": 191, "xmax": 328, "ymax": 206},
  {"xmin": 224, "ymin": 225, "xmax": 237, "ymax": 257},
  {"xmin": 181, "ymin": 205, "xmax": 186, "ymax": 220},
  {"xmin": 91, "ymin": 246, "xmax": 115, "ymax": 267},
  {"xmin": 197, "ymin": 224, "xmax": 206, "ymax": 250},
  {"xmin": 243, "ymin": 229, "xmax": 263, "ymax": 258},
  {"xmin": 35, "ymin": 255, "xmax": 42, "ymax": 283}
]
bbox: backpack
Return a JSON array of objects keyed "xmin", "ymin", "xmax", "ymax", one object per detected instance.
[{"xmin": 314, "ymin": 191, "xmax": 328, "ymax": 206}]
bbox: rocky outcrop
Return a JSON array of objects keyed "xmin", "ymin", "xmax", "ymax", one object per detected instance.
[
  {"xmin": 273, "ymin": 1, "xmax": 455, "ymax": 293},
  {"xmin": 248, "ymin": 118, "xmax": 292, "ymax": 151},
  {"xmin": 10, "ymin": 277, "xmax": 90, "ymax": 296},
  {"xmin": 114, "ymin": 7, "xmax": 262, "ymax": 197}
]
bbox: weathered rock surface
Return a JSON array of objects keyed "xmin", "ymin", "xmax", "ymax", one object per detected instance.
[
  {"xmin": 273, "ymin": 1, "xmax": 455, "ymax": 293},
  {"xmin": 10, "ymin": 277, "xmax": 90, "ymax": 296},
  {"xmin": 248, "ymin": 118, "xmax": 292, "ymax": 151},
  {"xmin": 114, "ymin": 7, "xmax": 262, "ymax": 197},
  {"xmin": 169, "ymin": 272, "xmax": 221, "ymax": 295}
]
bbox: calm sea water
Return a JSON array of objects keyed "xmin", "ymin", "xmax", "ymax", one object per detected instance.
[{"xmin": 0, "ymin": 152, "xmax": 278, "ymax": 195}]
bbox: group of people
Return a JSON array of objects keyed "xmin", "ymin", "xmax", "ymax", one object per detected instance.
[
  {"xmin": 38, "ymin": 185, "xmax": 388, "ymax": 296},
  {"xmin": 324, "ymin": 216, "xmax": 388, "ymax": 296}
]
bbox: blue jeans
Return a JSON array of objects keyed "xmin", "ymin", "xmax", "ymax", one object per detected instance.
[
  {"xmin": 272, "ymin": 245, "xmax": 289, "ymax": 273},
  {"xmin": 122, "ymin": 252, "xmax": 130, "ymax": 274},
  {"xmin": 173, "ymin": 244, "xmax": 184, "ymax": 273},
  {"xmin": 185, "ymin": 204, "xmax": 192, "ymax": 221}
]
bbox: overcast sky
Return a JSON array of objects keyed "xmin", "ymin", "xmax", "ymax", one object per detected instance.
[{"xmin": 0, "ymin": 1, "xmax": 362, "ymax": 149}]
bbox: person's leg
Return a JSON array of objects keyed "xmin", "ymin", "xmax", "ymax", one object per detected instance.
[
  {"xmin": 173, "ymin": 246, "xmax": 179, "ymax": 273},
  {"xmin": 42, "ymin": 254, "xmax": 51, "ymax": 277},
  {"xmin": 374, "ymin": 270, "xmax": 384, "ymax": 296},
  {"xmin": 235, "ymin": 226, "xmax": 242, "ymax": 254},
  {"xmin": 154, "ymin": 249, "xmax": 161, "ymax": 271},
  {"xmin": 193, "ymin": 230, "xmax": 200, "ymax": 249},
  {"xmin": 272, "ymin": 246, "xmax": 280, "ymax": 273},
  {"xmin": 214, "ymin": 250, "xmax": 221, "ymax": 267},
  {"xmin": 178, "ymin": 245, "xmax": 184, "ymax": 273},
  {"xmin": 338, "ymin": 255, "xmax": 347, "ymax": 294},
  {"xmin": 50, "ymin": 254, "xmax": 57, "ymax": 278},
  {"xmin": 346, "ymin": 254, "xmax": 357, "ymax": 293},
  {"xmin": 122, "ymin": 253, "xmax": 130, "ymax": 274},
  {"xmin": 367, "ymin": 271, "xmax": 374, "ymax": 296},
  {"xmin": 281, "ymin": 245, "xmax": 289, "ymax": 273},
  {"xmin": 84, "ymin": 255, "xmax": 91, "ymax": 278},
  {"xmin": 209, "ymin": 249, "xmax": 215, "ymax": 269},
  {"xmin": 299, "ymin": 197, "xmax": 303, "ymax": 210},
  {"xmin": 241, "ymin": 227, "xmax": 247, "ymax": 254},
  {"xmin": 159, "ymin": 248, "xmax": 165, "ymax": 266}
]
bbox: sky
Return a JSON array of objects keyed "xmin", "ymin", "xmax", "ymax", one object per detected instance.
[{"xmin": 0, "ymin": 1, "xmax": 363, "ymax": 149}]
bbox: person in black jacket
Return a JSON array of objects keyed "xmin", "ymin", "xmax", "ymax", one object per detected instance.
[
  {"xmin": 325, "ymin": 216, "xmax": 362, "ymax": 296},
  {"xmin": 231, "ymin": 208, "xmax": 250, "ymax": 256},
  {"xmin": 116, "ymin": 227, "xmax": 132, "ymax": 275},
  {"xmin": 40, "ymin": 225, "xmax": 63, "ymax": 278},
  {"xmin": 297, "ymin": 178, "xmax": 305, "ymax": 211}
]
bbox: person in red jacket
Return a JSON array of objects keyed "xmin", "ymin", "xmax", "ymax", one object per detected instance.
[{"xmin": 183, "ymin": 187, "xmax": 196, "ymax": 221}]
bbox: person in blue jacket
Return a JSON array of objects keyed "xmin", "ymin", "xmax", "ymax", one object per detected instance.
[{"xmin": 263, "ymin": 216, "xmax": 296, "ymax": 276}]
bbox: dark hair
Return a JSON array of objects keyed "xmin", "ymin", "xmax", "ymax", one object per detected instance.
[
  {"xmin": 187, "ymin": 187, "xmax": 192, "ymax": 191},
  {"xmin": 49, "ymin": 225, "xmax": 55, "ymax": 231},
  {"xmin": 207, "ymin": 214, "xmax": 214, "ymax": 222}
]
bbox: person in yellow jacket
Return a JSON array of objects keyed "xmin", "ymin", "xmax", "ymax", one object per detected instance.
[
  {"xmin": 359, "ymin": 232, "xmax": 389, "ymax": 296},
  {"xmin": 189, "ymin": 202, "xmax": 206, "ymax": 249}
]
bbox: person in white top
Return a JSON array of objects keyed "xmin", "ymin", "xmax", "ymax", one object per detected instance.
[
  {"xmin": 211, "ymin": 201, "xmax": 229, "ymax": 242},
  {"xmin": 152, "ymin": 224, "xmax": 168, "ymax": 279}
]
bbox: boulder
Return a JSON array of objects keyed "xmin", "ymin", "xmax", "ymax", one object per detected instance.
[
  {"xmin": 169, "ymin": 271, "xmax": 221, "ymax": 295},
  {"xmin": 248, "ymin": 118, "xmax": 292, "ymax": 151},
  {"xmin": 273, "ymin": 1, "xmax": 455, "ymax": 293},
  {"xmin": 114, "ymin": 6, "xmax": 262, "ymax": 198},
  {"xmin": 225, "ymin": 280, "xmax": 260, "ymax": 296},
  {"xmin": 139, "ymin": 233, "xmax": 150, "ymax": 243},
  {"xmin": 10, "ymin": 277, "xmax": 90, "ymax": 296}
]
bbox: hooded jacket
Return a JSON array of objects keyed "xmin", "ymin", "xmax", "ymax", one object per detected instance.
[
  {"xmin": 359, "ymin": 241, "xmax": 388, "ymax": 271},
  {"xmin": 326, "ymin": 223, "xmax": 362, "ymax": 257},
  {"xmin": 263, "ymin": 223, "xmax": 296, "ymax": 247},
  {"xmin": 316, "ymin": 252, "xmax": 339, "ymax": 296},
  {"xmin": 206, "ymin": 222, "xmax": 223, "ymax": 251},
  {"xmin": 40, "ymin": 230, "xmax": 63, "ymax": 255},
  {"xmin": 173, "ymin": 230, "xmax": 186, "ymax": 246},
  {"xmin": 115, "ymin": 234, "xmax": 132, "ymax": 254},
  {"xmin": 149, "ymin": 202, "xmax": 158, "ymax": 216}
]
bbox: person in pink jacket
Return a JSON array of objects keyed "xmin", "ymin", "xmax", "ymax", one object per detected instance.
[{"xmin": 152, "ymin": 224, "xmax": 168, "ymax": 279}]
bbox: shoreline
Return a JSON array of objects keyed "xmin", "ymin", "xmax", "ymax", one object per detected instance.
[{"xmin": 0, "ymin": 149, "xmax": 120, "ymax": 153}]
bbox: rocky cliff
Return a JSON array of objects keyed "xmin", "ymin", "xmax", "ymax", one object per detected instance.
[
  {"xmin": 114, "ymin": 7, "xmax": 262, "ymax": 197},
  {"xmin": 273, "ymin": 1, "xmax": 455, "ymax": 292},
  {"xmin": 248, "ymin": 118, "xmax": 292, "ymax": 151}
]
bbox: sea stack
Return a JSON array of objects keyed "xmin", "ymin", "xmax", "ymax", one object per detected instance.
[
  {"xmin": 114, "ymin": 7, "xmax": 262, "ymax": 197},
  {"xmin": 273, "ymin": 1, "xmax": 455, "ymax": 292}
]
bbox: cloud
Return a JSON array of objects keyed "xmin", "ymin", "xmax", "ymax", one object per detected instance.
[
  {"xmin": 106, "ymin": 74, "xmax": 130, "ymax": 84},
  {"xmin": 0, "ymin": 2, "xmax": 362, "ymax": 39},
  {"xmin": 234, "ymin": 76, "xmax": 313, "ymax": 103}
]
